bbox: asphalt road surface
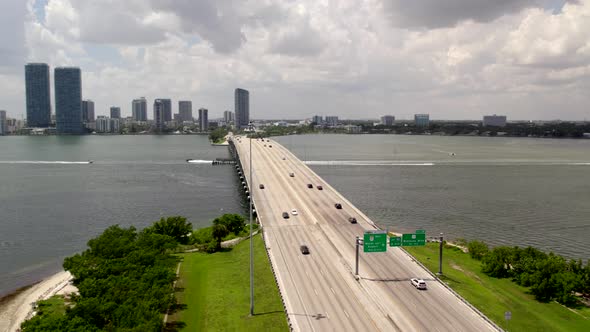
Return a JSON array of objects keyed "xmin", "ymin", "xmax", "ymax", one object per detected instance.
[{"xmin": 233, "ymin": 136, "xmax": 499, "ymax": 332}]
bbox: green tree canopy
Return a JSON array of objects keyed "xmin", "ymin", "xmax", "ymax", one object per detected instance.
[{"xmin": 147, "ymin": 216, "xmax": 192, "ymax": 244}]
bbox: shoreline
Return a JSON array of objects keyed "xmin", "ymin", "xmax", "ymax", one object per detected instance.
[{"xmin": 0, "ymin": 270, "xmax": 76, "ymax": 332}]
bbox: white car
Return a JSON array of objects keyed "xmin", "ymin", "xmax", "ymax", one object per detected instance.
[
  {"xmin": 411, "ymin": 278, "xmax": 427, "ymax": 290},
  {"xmin": 291, "ymin": 209, "xmax": 298, "ymax": 215}
]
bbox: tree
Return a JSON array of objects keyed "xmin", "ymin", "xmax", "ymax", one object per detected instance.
[
  {"xmin": 482, "ymin": 246, "xmax": 514, "ymax": 278},
  {"xmin": 211, "ymin": 224, "xmax": 229, "ymax": 250},
  {"xmin": 147, "ymin": 216, "xmax": 192, "ymax": 244},
  {"xmin": 467, "ymin": 240, "xmax": 489, "ymax": 260},
  {"xmin": 213, "ymin": 214, "xmax": 246, "ymax": 235}
]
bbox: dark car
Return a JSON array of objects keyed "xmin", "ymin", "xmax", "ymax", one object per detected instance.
[
  {"xmin": 300, "ymin": 245, "xmax": 310, "ymax": 255},
  {"xmin": 269, "ymin": 145, "xmax": 272, "ymax": 148},
  {"xmin": 335, "ymin": 203, "xmax": 342, "ymax": 209},
  {"xmin": 307, "ymin": 184, "xmax": 313, "ymax": 189},
  {"xmin": 317, "ymin": 185, "xmax": 323, "ymax": 190},
  {"xmin": 289, "ymin": 173, "xmax": 295, "ymax": 177},
  {"xmin": 282, "ymin": 212, "xmax": 289, "ymax": 219},
  {"xmin": 348, "ymin": 217, "xmax": 357, "ymax": 224},
  {"xmin": 259, "ymin": 184, "xmax": 265, "ymax": 189}
]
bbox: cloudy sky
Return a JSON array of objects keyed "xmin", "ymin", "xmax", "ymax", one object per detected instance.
[{"xmin": 1, "ymin": 0, "xmax": 589, "ymax": 120}]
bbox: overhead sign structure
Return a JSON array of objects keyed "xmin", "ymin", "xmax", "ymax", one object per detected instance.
[
  {"xmin": 364, "ymin": 231, "xmax": 387, "ymax": 252},
  {"xmin": 389, "ymin": 236, "xmax": 402, "ymax": 247},
  {"xmin": 402, "ymin": 233, "xmax": 426, "ymax": 246}
]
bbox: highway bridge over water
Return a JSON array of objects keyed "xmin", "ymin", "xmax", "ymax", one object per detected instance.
[{"xmin": 231, "ymin": 135, "xmax": 500, "ymax": 332}]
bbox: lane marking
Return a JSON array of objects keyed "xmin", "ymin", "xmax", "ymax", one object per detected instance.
[
  {"xmin": 344, "ymin": 310, "xmax": 350, "ymax": 318},
  {"xmin": 330, "ymin": 287, "xmax": 336, "ymax": 295},
  {"xmin": 314, "ymin": 288, "xmax": 319, "ymax": 296}
]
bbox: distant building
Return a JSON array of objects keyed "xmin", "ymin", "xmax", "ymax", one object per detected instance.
[
  {"xmin": 223, "ymin": 110, "xmax": 234, "ymax": 124},
  {"xmin": 110, "ymin": 107, "xmax": 121, "ymax": 119},
  {"xmin": 347, "ymin": 125, "xmax": 362, "ymax": 134},
  {"xmin": 82, "ymin": 100, "xmax": 95, "ymax": 122},
  {"xmin": 159, "ymin": 98, "xmax": 172, "ymax": 122},
  {"xmin": 0, "ymin": 110, "xmax": 7, "ymax": 135},
  {"xmin": 179, "ymin": 101, "xmax": 192, "ymax": 122},
  {"xmin": 325, "ymin": 116, "xmax": 339, "ymax": 127},
  {"xmin": 483, "ymin": 115, "xmax": 507, "ymax": 127},
  {"xmin": 312, "ymin": 115, "xmax": 323, "ymax": 124},
  {"xmin": 235, "ymin": 88, "xmax": 249, "ymax": 128},
  {"xmin": 132, "ymin": 97, "xmax": 148, "ymax": 121},
  {"xmin": 55, "ymin": 67, "xmax": 83, "ymax": 134},
  {"xmin": 153, "ymin": 99, "xmax": 166, "ymax": 132},
  {"xmin": 95, "ymin": 116, "xmax": 120, "ymax": 133},
  {"xmin": 25, "ymin": 63, "xmax": 52, "ymax": 128},
  {"xmin": 381, "ymin": 115, "xmax": 395, "ymax": 126},
  {"xmin": 414, "ymin": 114, "xmax": 430, "ymax": 127},
  {"xmin": 199, "ymin": 108, "xmax": 209, "ymax": 132}
]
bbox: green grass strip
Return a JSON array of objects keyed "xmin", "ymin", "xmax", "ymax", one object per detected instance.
[
  {"xmin": 405, "ymin": 243, "xmax": 590, "ymax": 332},
  {"xmin": 170, "ymin": 234, "xmax": 288, "ymax": 331}
]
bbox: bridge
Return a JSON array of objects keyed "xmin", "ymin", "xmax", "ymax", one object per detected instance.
[{"xmin": 231, "ymin": 136, "xmax": 500, "ymax": 332}]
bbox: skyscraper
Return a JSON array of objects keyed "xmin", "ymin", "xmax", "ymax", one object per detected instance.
[
  {"xmin": 153, "ymin": 99, "xmax": 166, "ymax": 132},
  {"xmin": 312, "ymin": 115, "xmax": 323, "ymax": 125},
  {"xmin": 132, "ymin": 97, "xmax": 148, "ymax": 121},
  {"xmin": 223, "ymin": 110, "xmax": 234, "ymax": 124},
  {"xmin": 0, "ymin": 110, "xmax": 7, "ymax": 135},
  {"xmin": 158, "ymin": 98, "xmax": 172, "ymax": 122},
  {"xmin": 55, "ymin": 67, "xmax": 83, "ymax": 134},
  {"xmin": 414, "ymin": 114, "xmax": 430, "ymax": 127},
  {"xmin": 199, "ymin": 108, "xmax": 208, "ymax": 132},
  {"xmin": 234, "ymin": 88, "xmax": 249, "ymax": 128},
  {"xmin": 82, "ymin": 100, "xmax": 95, "ymax": 122},
  {"xmin": 325, "ymin": 116, "xmax": 339, "ymax": 127},
  {"xmin": 179, "ymin": 101, "xmax": 192, "ymax": 122},
  {"xmin": 110, "ymin": 106, "xmax": 121, "ymax": 119},
  {"xmin": 381, "ymin": 115, "xmax": 395, "ymax": 126},
  {"xmin": 25, "ymin": 63, "xmax": 51, "ymax": 127}
]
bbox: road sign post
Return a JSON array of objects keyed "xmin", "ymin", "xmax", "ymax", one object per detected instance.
[
  {"xmin": 355, "ymin": 236, "xmax": 361, "ymax": 277},
  {"xmin": 438, "ymin": 233, "xmax": 443, "ymax": 275},
  {"xmin": 363, "ymin": 231, "xmax": 387, "ymax": 252}
]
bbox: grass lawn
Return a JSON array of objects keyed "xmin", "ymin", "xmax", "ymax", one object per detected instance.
[
  {"xmin": 405, "ymin": 243, "xmax": 590, "ymax": 332},
  {"xmin": 169, "ymin": 233, "xmax": 288, "ymax": 331},
  {"xmin": 35, "ymin": 295, "xmax": 66, "ymax": 318}
]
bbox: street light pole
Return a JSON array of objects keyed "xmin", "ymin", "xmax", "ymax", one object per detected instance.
[
  {"xmin": 249, "ymin": 129, "xmax": 254, "ymax": 316},
  {"xmin": 438, "ymin": 233, "xmax": 443, "ymax": 275}
]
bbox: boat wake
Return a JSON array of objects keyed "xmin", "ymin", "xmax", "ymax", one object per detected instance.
[
  {"xmin": 186, "ymin": 159, "xmax": 213, "ymax": 164},
  {"xmin": 0, "ymin": 160, "xmax": 92, "ymax": 164}
]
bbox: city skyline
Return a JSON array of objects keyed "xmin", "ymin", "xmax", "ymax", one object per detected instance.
[{"xmin": 1, "ymin": 1, "xmax": 589, "ymax": 121}]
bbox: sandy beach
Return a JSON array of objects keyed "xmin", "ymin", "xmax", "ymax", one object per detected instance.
[{"xmin": 0, "ymin": 271, "xmax": 76, "ymax": 332}]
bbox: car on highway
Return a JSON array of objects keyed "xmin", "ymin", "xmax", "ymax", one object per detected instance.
[
  {"xmin": 259, "ymin": 184, "xmax": 265, "ymax": 189},
  {"xmin": 289, "ymin": 173, "xmax": 295, "ymax": 177},
  {"xmin": 300, "ymin": 245, "xmax": 310, "ymax": 255},
  {"xmin": 307, "ymin": 184, "xmax": 313, "ymax": 188},
  {"xmin": 267, "ymin": 140, "xmax": 270, "ymax": 142},
  {"xmin": 282, "ymin": 156, "xmax": 286, "ymax": 160},
  {"xmin": 264, "ymin": 144, "xmax": 267, "ymax": 147},
  {"xmin": 317, "ymin": 185, "xmax": 323, "ymax": 190},
  {"xmin": 348, "ymin": 217, "xmax": 357, "ymax": 224},
  {"xmin": 411, "ymin": 278, "xmax": 427, "ymax": 290},
  {"xmin": 335, "ymin": 203, "xmax": 342, "ymax": 209},
  {"xmin": 282, "ymin": 212, "xmax": 289, "ymax": 219},
  {"xmin": 291, "ymin": 209, "xmax": 298, "ymax": 215}
]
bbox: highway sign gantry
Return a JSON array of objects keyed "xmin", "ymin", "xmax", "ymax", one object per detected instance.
[{"xmin": 364, "ymin": 231, "xmax": 387, "ymax": 252}]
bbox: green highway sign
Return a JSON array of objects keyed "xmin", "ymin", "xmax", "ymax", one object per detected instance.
[
  {"xmin": 364, "ymin": 232, "xmax": 387, "ymax": 252},
  {"xmin": 415, "ymin": 230, "xmax": 426, "ymax": 234},
  {"xmin": 402, "ymin": 233, "xmax": 426, "ymax": 246},
  {"xmin": 389, "ymin": 236, "xmax": 402, "ymax": 247}
]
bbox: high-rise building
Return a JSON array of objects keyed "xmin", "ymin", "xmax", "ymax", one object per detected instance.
[
  {"xmin": 55, "ymin": 67, "xmax": 83, "ymax": 134},
  {"xmin": 82, "ymin": 100, "xmax": 95, "ymax": 122},
  {"xmin": 312, "ymin": 115, "xmax": 323, "ymax": 125},
  {"xmin": 96, "ymin": 116, "xmax": 120, "ymax": 133},
  {"xmin": 234, "ymin": 88, "xmax": 249, "ymax": 128},
  {"xmin": 0, "ymin": 110, "xmax": 7, "ymax": 135},
  {"xmin": 381, "ymin": 115, "xmax": 395, "ymax": 126},
  {"xmin": 132, "ymin": 97, "xmax": 148, "ymax": 121},
  {"xmin": 325, "ymin": 116, "xmax": 339, "ymax": 127},
  {"xmin": 110, "ymin": 106, "xmax": 121, "ymax": 119},
  {"xmin": 153, "ymin": 99, "xmax": 166, "ymax": 132},
  {"xmin": 199, "ymin": 108, "xmax": 209, "ymax": 132},
  {"xmin": 158, "ymin": 98, "xmax": 172, "ymax": 122},
  {"xmin": 483, "ymin": 114, "xmax": 507, "ymax": 127},
  {"xmin": 25, "ymin": 63, "xmax": 51, "ymax": 127},
  {"xmin": 179, "ymin": 101, "xmax": 192, "ymax": 122},
  {"xmin": 414, "ymin": 114, "xmax": 430, "ymax": 127},
  {"xmin": 223, "ymin": 110, "xmax": 234, "ymax": 124}
]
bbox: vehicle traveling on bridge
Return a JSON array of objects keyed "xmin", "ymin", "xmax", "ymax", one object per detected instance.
[
  {"xmin": 307, "ymin": 183, "xmax": 313, "ymax": 188},
  {"xmin": 289, "ymin": 172, "xmax": 295, "ymax": 177},
  {"xmin": 282, "ymin": 212, "xmax": 289, "ymax": 219},
  {"xmin": 300, "ymin": 245, "xmax": 310, "ymax": 255},
  {"xmin": 291, "ymin": 209, "xmax": 298, "ymax": 215},
  {"xmin": 317, "ymin": 185, "xmax": 323, "ymax": 190},
  {"xmin": 411, "ymin": 278, "xmax": 427, "ymax": 290},
  {"xmin": 335, "ymin": 203, "xmax": 342, "ymax": 209},
  {"xmin": 259, "ymin": 184, "xmax": 265, "ymax": 189},
  {"xmin": 348, "ymin": 217, "xmax": 357, "ymax": 224}
]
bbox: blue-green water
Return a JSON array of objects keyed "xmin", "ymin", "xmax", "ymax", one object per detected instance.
[{"xmin": 0, "ymin": 135, "xmax": 243, "ymax": 297}]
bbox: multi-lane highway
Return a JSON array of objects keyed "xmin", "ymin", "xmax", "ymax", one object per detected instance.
[{"xmin": 233, "ymin": 136, "xmax": 499, "ymax": 332}]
